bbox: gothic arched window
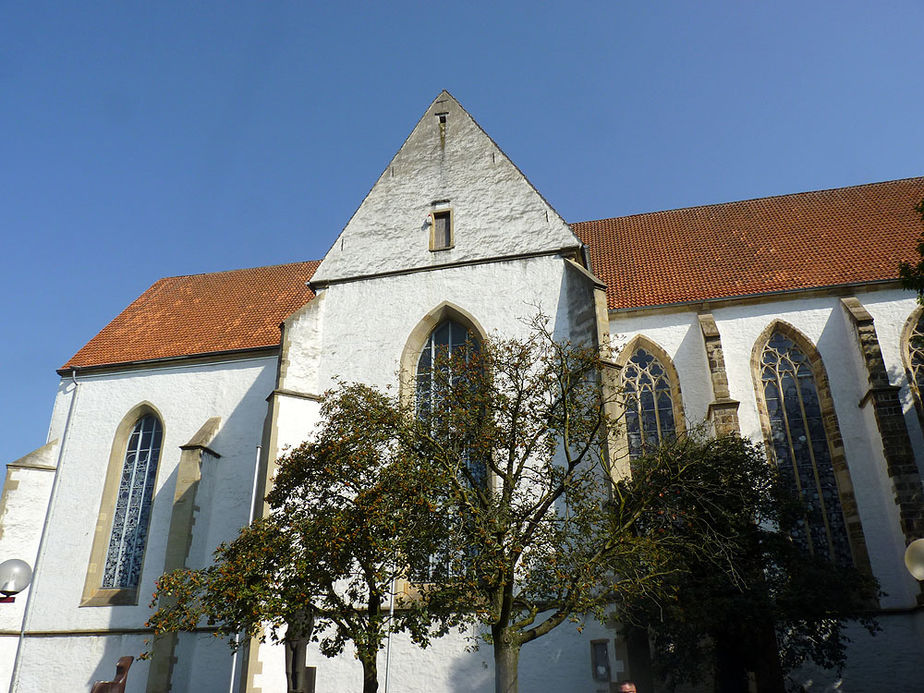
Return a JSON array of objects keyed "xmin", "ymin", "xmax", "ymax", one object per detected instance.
[
  {"xmin": 102, "ymin": 413, "xmax": 163, "ymax": 589},
  {"xmin": 620, "ymin": 343, "xmax": 682, "ymax": 459},
  {"xmin": 415, "ymin": 319, "xmax": 485, "ymax": 487},
  {"xmin": 901, "ymin": 308, "xmax": 924, "ymax": 420},
  {"xmin": 412, "ymin": 318, "xmax": 484, "ymax": 580},
  {"xmin": 757, "ymin": 331, "xmax": 854, "ymax": 566},
  {"xmin": 416, "ymin": 320, "xmax": 476, "ymax": 413}
]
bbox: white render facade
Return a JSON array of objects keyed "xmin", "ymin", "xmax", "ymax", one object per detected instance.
[{"xmin": 1, "ymin": 93, "xmax": 922, "ymax": 692}]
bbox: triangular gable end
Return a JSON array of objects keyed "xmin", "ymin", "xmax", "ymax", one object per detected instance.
[{"xmin": 311, "ymin": 91, "xmax": 582, "ymax": 285}]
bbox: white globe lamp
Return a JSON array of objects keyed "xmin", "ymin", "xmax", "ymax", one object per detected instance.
[
  {"xmin": 0, "ymin": 559, "xmax": 32, "ymax": 597},
  {"xmin": 904, "ymin": 538, "xmax": 924, "ymax": 581}
]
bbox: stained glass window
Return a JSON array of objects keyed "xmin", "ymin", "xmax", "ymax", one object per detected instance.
[
  {"xmin": 759, "ymin": 332, "xmax": 853, "ymax": 566},
  {"xmin": 102, "ymin": 413, "xmax": 163, "ymax": 589},
  {"xmin": 414, "ymin": 319, "xmax": 483, "ymax": 580},
  {"xmin": 906, "ymin": 311, "xmax": 924, "ymax": 411},
  {"xmin": 622, "ymin": 347, "xmax": 677, "ymax": 459}
]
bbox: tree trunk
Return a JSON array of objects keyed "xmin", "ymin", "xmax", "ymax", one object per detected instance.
[
  {"xmin": 360, "ymin": 653, "xmax": 379, "ymax": 693},
  {"xmin": 751, "ymin": 621, "xmax": 785, "ymax": 693},
  {"xmin": 493, "ymin": 627, "xmax": 521, "ymax": 693},
  {"xmin": 713, "ymin": 632, "xmax": 749, "ymax": 693},
  {"xmin": 625, "ymin": 624, "xmax": 655, "ymax": 693}
]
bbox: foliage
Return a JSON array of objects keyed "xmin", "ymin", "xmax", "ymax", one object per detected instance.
[
  {"xmin": 898, "ymin": 196, "xmax": 924, "ymax": 303},
  {"xmin": 627, "ymin": 432, "xmax": 879, "ymax": 693},
  {"xmin": 147, "ymin": 384, "xmax": 458, "ymax": 693},
  {"xmin": 400, "ymin": 317, "xmax": 678, "ymax": 693}
]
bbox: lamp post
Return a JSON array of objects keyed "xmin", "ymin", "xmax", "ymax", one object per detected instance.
[
  {"xmin": 904, "ymin": 538, "xmax": 924, "ymax": 581},
  {"xmin": 0, "ymin": 560, "xmax": 32, "ymax": 604}
]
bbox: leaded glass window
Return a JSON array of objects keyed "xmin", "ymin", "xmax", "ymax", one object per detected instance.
[
  {"xmin": 102, "ymin": 414, "xmax": 163, "ymax": 588},
  {"xmin": 906, "ymin": 311, "xmax": 924, "ymax": 410},
  {"xmin": 759, "ymin": 332, "xmax": 853, "ymax": 566},
  {"xmin": 622, "ymin": 347, "xmax": 677, "ymax": 459},
  {"xmin": 414, "ymin": 319, "xmax": 484, "ymax": 579}
]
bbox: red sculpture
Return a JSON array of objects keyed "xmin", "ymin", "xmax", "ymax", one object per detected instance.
[{"xmin": 90, "ymin": 656, "xmax": 133, "ymax": 693}]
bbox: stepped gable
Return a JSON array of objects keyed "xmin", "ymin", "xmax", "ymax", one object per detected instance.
[
  {"xmin": 572, "ymin": 177, "xmax": 924, "ymax": 310},
  {"xmin": 60, "ymin": 261, "xmax": 319, "ymax": 371}
]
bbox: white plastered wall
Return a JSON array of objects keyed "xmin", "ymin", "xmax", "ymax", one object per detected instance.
[
  {"xmin": 0, "ymin": 441, "xmax": 58, "ymax": 692},
  {"xmin": 311, "ymin": 91, "xmax": 580, "ymax": 285},
  {"xmin": 606, "ymin": 309, "xmax": 715, "ymax": 429},
  {"xmin": 610, "ymin": 287, "xmax": 924, "ymax": 691},
  {"xmin": 253, "ymin": 254, "xmax": 620, "ymax": 692},
  {"xmin": 10, "ymin": 356, "xmax": 278, "ymax": 693}
]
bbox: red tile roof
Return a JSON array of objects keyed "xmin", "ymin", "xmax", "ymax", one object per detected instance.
[
  {"xmin": 572, "ymin": 177, "xmax": 924, "ymax": 310},
  {"xmin": 61, "ymin": 261, "xmax": 319, "ymax": 371},
  {"xmin": 63, "ymin": 178, "xmax": 923, "ymax": 370}
]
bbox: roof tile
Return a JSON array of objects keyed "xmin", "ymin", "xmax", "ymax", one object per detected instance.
[
  {"xmin": 572, "ymin": 177, "xmax": 924, "ymax": 310},
  {"xmin": 62, "ymin": 261, "xmax": 319, "ymax": 371},
  {"xmin": 63, "ymin": 178, "xmax": 923, "ymax": 370}
]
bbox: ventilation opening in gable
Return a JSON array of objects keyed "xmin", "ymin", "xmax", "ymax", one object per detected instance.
[{"xmin": 436, "ymin": 112, "xmax": 448, "ymax": 148}]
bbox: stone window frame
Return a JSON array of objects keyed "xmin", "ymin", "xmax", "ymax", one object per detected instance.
[
  {"xmin": 397, "ymin": 302, "xmax": 486, "ymax": 592},
  {"xmin": 900, "ymin": 306, "xmax": 924, "ymax": 428},
  {"xmin": 749, "ymin": 320, "xmax": 872, "ymax": 572},
  {"xmin": 613, "ymin": 335, "xmax": 686, "ymax": 459},
  {"xmin": 399, "ymin": 301, "xmax": 487, "ymax": 407},
  {"xmin": 81, "ymin": 402, "xmax": 166, "ymax": 607},
  {"xmin": 429, "ymin": 206, "xmax": 454, "ymax": 252}
]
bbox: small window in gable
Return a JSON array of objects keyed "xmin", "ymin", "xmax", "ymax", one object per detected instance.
[{"xmin": 430, "ymin": 209, "xmax": 453, "ymax": 251}]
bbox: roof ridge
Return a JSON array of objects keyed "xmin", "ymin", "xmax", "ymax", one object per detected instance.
[
  {"xmin": 571, "ymin": 176, "xmax": 924, "ymax": 227},
  {"xmin": 158, "ymin": 259, "xmax": 321, "ymax": 282}
]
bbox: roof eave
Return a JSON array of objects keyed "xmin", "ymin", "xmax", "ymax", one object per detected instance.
[
  {"xmin": 57, "ymin": 345, "xmax": 281, "ymax": 377},
  {"xmin": 609, "ymin": 278, "xmax": 903, "ymax": 314}
]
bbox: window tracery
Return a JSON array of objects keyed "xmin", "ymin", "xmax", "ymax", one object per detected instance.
[
  {"xmin": 621, "ymin": 346, "xmax": 678, "ymax": 459},
  {"xmin": 413, "ymin": 318, "xmax": 484, "ymax": 579},
  {"xmin": 102, "ymin": 413, "xmax": 163, "ymax": 588},
  {"xmin": 903, "ymin": 309, "xmax": 924, "ymax": 416},
  {"xmin": 758, "ymin": 331, "xmax": 853, "ymax": 566}
]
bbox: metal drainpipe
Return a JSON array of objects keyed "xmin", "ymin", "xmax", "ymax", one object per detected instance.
[
  {"xmin": 8, "ymin": 369, "xmax": 81, "ymax": 693},
  {"xmin": 383, "ymin": 575, "xmax": 397, "ymax": 693},
  {"xmin": 228, "ymin": 444, "xmax": 263, "ymax": 693}
]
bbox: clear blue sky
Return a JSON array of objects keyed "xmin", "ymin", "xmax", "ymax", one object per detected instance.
[{"xmin": 1, "ymin": 1, "xmax": 922, "ymax": 465}]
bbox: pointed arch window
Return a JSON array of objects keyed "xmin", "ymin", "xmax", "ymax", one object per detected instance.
[
  {"xmin": 102, "ymin": 413, "xmax": 163, "ymax": 588},
  {"xmin": 412, "ymin": 318, "xmax": 485, "ymax": 580},
  {"xmin": 83, "ymin": 405, "xmax": 165, "ymax": 606},
  {"xmin": 415, "ymin": 319, "xmax": 485, "ymax": 487},
  {"xmin": 902, "ymin": 308, "xmax": 924, "ymax": 419},
  {"xmin": 758, "ymin": 331, "xmax": 854, "ymax": 566},
  {"xmin": 620, "ymin": 345, "xmax": 681, "ymax": 459}
]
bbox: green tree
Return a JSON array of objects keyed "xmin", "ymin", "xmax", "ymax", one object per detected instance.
[
  {"xmin": 627, "ymin": 433, "xmax": 879, "ymax": 693},
  {"xmin": 401, "ymin": 319, "xmax": 677, "ymax": 693},
  {"xmin": 147, "ymin": 384, "xmax": 458, "ymax": 693},
  {"xmin": 898, "ymin": 196, "xmax": 924, "ymax": 303}
]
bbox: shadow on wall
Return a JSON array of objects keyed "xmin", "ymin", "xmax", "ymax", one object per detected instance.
[
  {"xmin": 92, "ymin": 363, "xmax": 273, "ymax": 691},
  {"xmin": 554, "ymin": 262, "xmax": 597, "ymax": 346},
  {"xmin": 674, "ymin": 317, "xmax": 712, "ymax": 427},
  {"xmin": 85, "ymin": 635, "xmax": 148, "ymax": 693},
  {"xmin": 143, "ymin": 367, "xmax": 275, "ymax": 690},
  {"xmin": 444, "ymin": 625, "xmax": 494, "ymax": 693}
]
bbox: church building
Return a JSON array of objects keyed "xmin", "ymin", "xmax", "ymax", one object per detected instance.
[{"xmin": 1, "ymin": 92, "xmax": 922, "ymax": 692}]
